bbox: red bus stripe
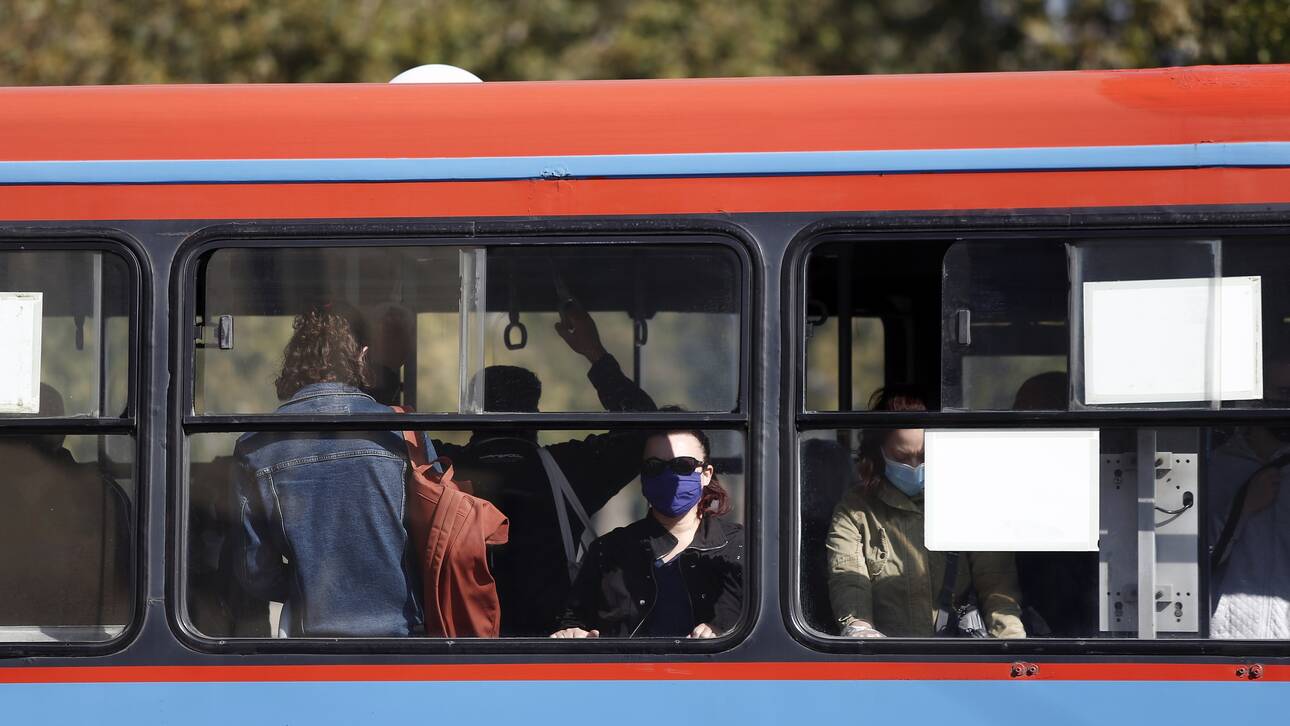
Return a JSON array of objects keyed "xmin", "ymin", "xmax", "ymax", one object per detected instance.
[
  {"xmin": 1, "ymin": 168, "xmax": 1288, "ymax": 222},
  {"xmin": 0, "ymin": 661, "xmax": 1281, "ymax": 684},
  {"xmin": 3, "ymin": 68, "xmax": 1290, "ymax": 162}
]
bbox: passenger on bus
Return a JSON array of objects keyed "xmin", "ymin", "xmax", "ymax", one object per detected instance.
[
  {"xmin": 826, "ymin": 385, "xmax": 1026, "ymax": 638},
  {"xmin": 0, "ymin": 384, "xmax": 132, "ymax": 632},
  {"xmin": 1208, "ymin": 361, "xmax": 1290, "ymax": 639},
  {"xmin": 431, "ymin": 301, "xmax": 658, "ymax": 637},
  {"xmin": 231, "ymin": 305, "xmax": 424, "ymax": 637},
  {"xmin": 550, "ymin": 426, "xmax": 743, "ymax": 638}
]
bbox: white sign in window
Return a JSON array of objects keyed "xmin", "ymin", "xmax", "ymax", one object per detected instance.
[
  {"xmin": 1082, "ymin": 276, "xmax": 1263, "ymax": 405},
  {"xmin": 0, "ymin": 292, "xmax": 42, "ymax": 414},
  {"xmin": 925, "ymin": 429, "xmax": 1099, "ymax": 552}
]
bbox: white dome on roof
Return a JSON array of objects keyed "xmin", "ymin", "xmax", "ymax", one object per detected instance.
[{"xmin": 390, "ymin": 64, "xmax": 483, "ymax": 84}]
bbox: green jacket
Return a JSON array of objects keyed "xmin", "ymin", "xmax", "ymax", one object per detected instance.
[{"xmin": 825, "ymin": 479, "xmax": 1026, "ymax": 638}]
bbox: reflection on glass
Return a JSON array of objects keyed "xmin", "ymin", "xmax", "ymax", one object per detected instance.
[{"xmin": 0, "ymin": 435, "xmax": 134, "ymax": 642}]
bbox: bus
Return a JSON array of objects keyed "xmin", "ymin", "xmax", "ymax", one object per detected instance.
[{"xmin": 2, "ymin": 65, "xmax": 1290, "ymax": 723}]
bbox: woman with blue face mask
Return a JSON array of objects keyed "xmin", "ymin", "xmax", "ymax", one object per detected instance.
[
  {"xmin": 551, "ymin": 428, "xmax": 744, "ymax": 639},
  {"xmin": 824, "ymin": 385, "xmax": 1025, "ymax": 639}
]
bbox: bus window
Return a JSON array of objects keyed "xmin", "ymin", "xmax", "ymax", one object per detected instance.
[
  {"xmin": 183, "ymin": 238, "xmax": 749, "ymax": 643},
  {"xmin": 795, "ymin": 234, "xmax": 1290, "ymax": 643},
  {"xmin": 0, "ymin": 248, "xmax": 136, "ymax": 643},
  {"xmin": 187, "ymin": 428, "xmax": 746, "ymax": 640},
  {"xmin": 196, "ymin": 244, "xmax": 742, "ymax": 415}
]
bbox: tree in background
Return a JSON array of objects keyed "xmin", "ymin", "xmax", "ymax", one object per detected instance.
[{"xmin": 0, "ymin": 0, "xmax": 1285, "ymax": 85}]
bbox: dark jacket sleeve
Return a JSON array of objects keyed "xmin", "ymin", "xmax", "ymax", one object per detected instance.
[
  {"xmin": 588, "ymin": 354, "xmax": 657, "ymax": 413},
  {"xmin": 556, "ymin": 537, "xmax": 607, "ymax": 632},
  {"xmin": 548, "ymin": 354, "xmax": 658, "ymax": 513},
  {"xmin": 709, "ymin": 522, "xmax": 746, "ymax": 634}
]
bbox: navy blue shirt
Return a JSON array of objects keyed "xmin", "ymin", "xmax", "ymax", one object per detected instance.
[{"xmin": 644, "ymin": 556, "xmax": 694, "ymax": 637}]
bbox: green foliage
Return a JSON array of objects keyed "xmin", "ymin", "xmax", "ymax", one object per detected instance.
[{"xmin": 0, "ymin": 0, "xmax": 1284, "ymax": 86}]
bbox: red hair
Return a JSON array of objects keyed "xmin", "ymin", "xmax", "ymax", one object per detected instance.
[{"xmin": 856, "ymin": 385, "xmax": 928, "ymax": 494}]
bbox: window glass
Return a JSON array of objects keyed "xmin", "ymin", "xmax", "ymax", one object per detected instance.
[
  {"xmin": 804, "ymin": 240, "xmax": 950, "ymax": 410},
  {"xmin": 1069, "ymin": 239, "xmax": 1226, "ymax": 409},
  {"xmin": 187, "ymin": 429, "xmax": 746, "ymax": 640},
  {"xmin": 799, "ymin": 426, "xmax": 1272, "ymax": 640},
  {"xmin": 0, "ymin": 250, "xmax": 131, "ymax": 423},
  {"xmin": 940, "ymin": 240, "xmax": 1068, "ymax": 411},
  {"xmin": 1218, "ymin": 238, "xmax": 1290, "ymax": 409},
  {"xmin": 0, "ymin": 248, "xmax": 136, "ymax": 645},
  {"xmin": 798, "ymin": 233, "xmax": 1290, "ymax": 643},
  {"xmin": 808, "ymin": 236, "xmax": 1290, "ymax": 414},
  {"xmin": 195, "ymin": 244, "xmax": 742, "ymax": 414},
  {"xmin": 805, "ymin": 316, "xmax": 884, "ymax": 412},
  {"xmin": 0, "ymin": 435, "xmax": 134, "ymax": 642}
]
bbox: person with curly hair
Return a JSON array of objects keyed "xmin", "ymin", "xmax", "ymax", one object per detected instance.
[{"xmin": 232, "ymin": 304, "xmax": 426, "ymax": 637}]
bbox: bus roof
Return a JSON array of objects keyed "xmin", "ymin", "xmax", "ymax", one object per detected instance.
[{"xmin": 2, "ymin": 66, "xmax": 1289, "ymax": 163}]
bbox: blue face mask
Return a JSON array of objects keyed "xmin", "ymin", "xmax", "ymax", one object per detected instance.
[
  {"xmin": 883, "ymin": 453, "xmax": 925, "ymax": 497},
  {"xmin": 642, "ymin": 470, "xmax": 704, "ymax": 517}
]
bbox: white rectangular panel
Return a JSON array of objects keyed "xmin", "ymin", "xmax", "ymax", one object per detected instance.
[
  {"xmin": 925, "ymin": 429, "xmax": 1099, "ymax": 551},
  {"xmin": 0, "ymin": 292, "xmax": 42, "ymax": 413},
  {"xmin": 1083, "ymin": 276, "xmax": 1262, "ymax": 404}
]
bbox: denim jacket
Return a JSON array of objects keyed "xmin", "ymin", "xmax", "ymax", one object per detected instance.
[{"xmin": 232, "ymin": 383, "xmax": 428, "ymax": 637}]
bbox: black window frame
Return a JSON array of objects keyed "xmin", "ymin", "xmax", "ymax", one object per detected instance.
[
  {"xmin": 170, "ymin": 222, "xmax": 759, "ymax": 655},
  {"xmin": 0, "ymin": 232, "xmax": 146, "ymax": 657},
  {"xmin": 785, "ymin": 216, "xmax": 1290, "ymax": 659}
]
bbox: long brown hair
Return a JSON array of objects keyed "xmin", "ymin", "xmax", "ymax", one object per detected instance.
[
  {"xmin": 856, "ymin": 384, "xmax": 928, "ymax": 494},
  {"xmin": 645, "ymin": 425, "xmax": 731, "ymax": 519},
  {"xmin": 274, "ymin": 305, "xmax": 371, "ymax": 400}
]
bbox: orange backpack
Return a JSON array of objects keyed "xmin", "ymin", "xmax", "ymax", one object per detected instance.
[{"xmin": 394, "ymin": 421, "xmax": 510, "ymax": 638}]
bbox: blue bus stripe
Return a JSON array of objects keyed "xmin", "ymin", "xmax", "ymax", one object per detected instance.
[
  {"xmin": 0, "ymin": 141, "xmax": 1288, "ymax": 185},
  {"xmin": 2, "ymin": 679, "xmax": 1284, "ymax": 726}
]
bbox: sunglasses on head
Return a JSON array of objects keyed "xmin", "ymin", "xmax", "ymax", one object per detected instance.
[{"xmin": 641, "ymin": 456, "xmax": 707, "ymax": 477}]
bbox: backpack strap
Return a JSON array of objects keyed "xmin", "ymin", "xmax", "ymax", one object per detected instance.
[
  {"xmin": 389, "ymin": 404, "xmax": 439, "ymax": 474},
  {"xmin": 536, "ymin": 446, "xmax": 596, "ymax": 581}
]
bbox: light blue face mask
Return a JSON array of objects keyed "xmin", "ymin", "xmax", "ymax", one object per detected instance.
[{"xmin": 883, "ymin": 453, "xmax": 925, "ymax": 497}]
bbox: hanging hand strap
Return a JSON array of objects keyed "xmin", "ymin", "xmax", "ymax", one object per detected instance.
[{"xmin": 536, "ymin": 447, "xmax": 596, "ymax": 581}]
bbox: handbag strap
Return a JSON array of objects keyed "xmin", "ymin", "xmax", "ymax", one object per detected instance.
[{"xmin": 933, "ymin": 551, "xmax": 961, "ymax": 635}]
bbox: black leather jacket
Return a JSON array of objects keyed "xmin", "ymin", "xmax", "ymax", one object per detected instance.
[{"xmin": 558, "ymin": 514, "xmax": 745, "ymax": 637}]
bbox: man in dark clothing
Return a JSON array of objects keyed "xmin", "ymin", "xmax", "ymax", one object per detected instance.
[
  {"xmin": 0, "ymin": 386, "xmax": 132, "ymax": 637},
  {"xmin": 432, "ymin": 304, "xmax": 657, "ymax": 636}
]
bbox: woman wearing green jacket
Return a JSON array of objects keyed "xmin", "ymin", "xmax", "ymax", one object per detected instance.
[{"xmin": 825, "ymin": 386, "xmax": 1026, "ymax": 639}]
